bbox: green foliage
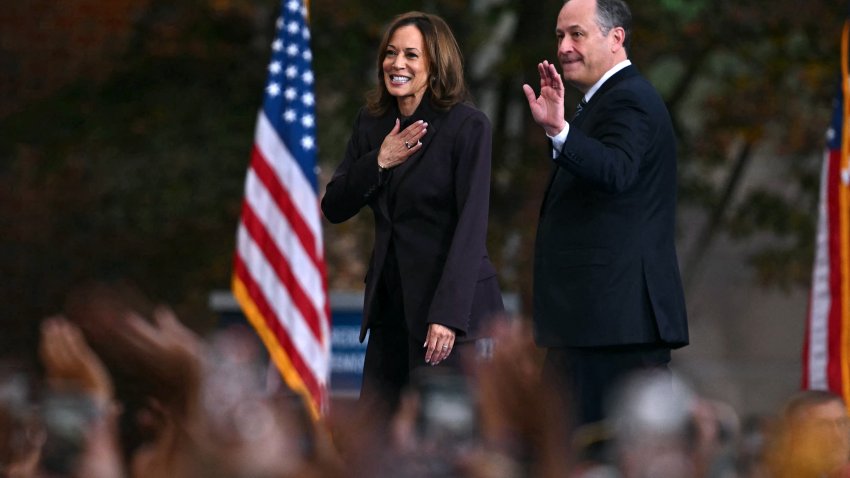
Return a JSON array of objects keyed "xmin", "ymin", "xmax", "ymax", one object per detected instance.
[
  {"xmin": 657, "ymin": 0, "xmax": 708, "ymax": 21},
  {"xmin": 0, "ymin": 0, "xmax": 845, "ymax": 351},
  {"xmin": 0, "ymin": 1, "xmax": 265, "ymax": 352}
]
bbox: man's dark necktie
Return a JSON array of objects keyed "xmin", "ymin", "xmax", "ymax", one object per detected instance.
[{"xmin": 572, "ymin": 97, "xmax": 588, "ymax": 120}]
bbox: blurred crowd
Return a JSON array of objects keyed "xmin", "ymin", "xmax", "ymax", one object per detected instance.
[{"xmin": 2, "ymin": 287, "xmax": 850, "ymax": 478}]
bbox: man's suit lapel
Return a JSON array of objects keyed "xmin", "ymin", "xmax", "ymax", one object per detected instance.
[
  {"xmin": 573, "ymin": 65, "xmax": 637, "ymax": 128},
  {"xmin": 540, "ymin": 65, "xmax": 639, "ymax": 215}
]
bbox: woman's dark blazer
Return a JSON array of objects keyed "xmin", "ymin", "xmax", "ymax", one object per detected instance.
[{"xmin": 322, "ymin": 97, "xmax": 504, "ymax": 343}]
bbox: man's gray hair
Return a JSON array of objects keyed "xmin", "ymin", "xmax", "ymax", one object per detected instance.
[{"xmin": 595, "ymin": 0, "xmax": 632, "ymax": 52}]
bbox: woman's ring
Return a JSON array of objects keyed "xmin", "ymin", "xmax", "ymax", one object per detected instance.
[
  {"xmin": 441, "ymin": 345, "xmax": 449, "ymax": 349},
  {"xmin": 404, "ymin": 141, "xmax": 412, "ymax": 149}
]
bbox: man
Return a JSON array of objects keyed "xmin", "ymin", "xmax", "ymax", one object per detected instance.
[
  {"xmin": 522, "ymin": 0, "xmax": 688, "ymax": 425},
  {"xmin": 768, "ymin": 390, "xmax": 850, "ymax": 477}
]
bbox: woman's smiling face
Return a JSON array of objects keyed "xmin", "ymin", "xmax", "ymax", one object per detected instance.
[{"xmin": 382, "ymin": 25, "xmax": 430, "ymax": 112}]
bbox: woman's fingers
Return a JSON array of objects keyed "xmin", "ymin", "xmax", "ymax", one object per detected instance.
[
  {"xmin": 423, "ymin": 323, "xmax": 455, "ymax": 365},
  {"xmin": 399, "ymin": 120, "xmax": 428, "ymax": 155},
  {"xmin": 378, "ymin": 120, "xmax": 428, "ymax": 169},
  {"xmin": 403, "ymin": 120, "xmax": 427, "ymax": 144}
]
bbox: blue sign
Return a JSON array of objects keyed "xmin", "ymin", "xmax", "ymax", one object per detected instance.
[
  {"xmin": 208, "ymin": 290, "xmax": 519, "ymax": 398},
  {"xmin": 208, "ymin": 290, "xmax": 368, "ymax": 398},
  {"xmin": 328, "ymin": 307, "xmax": 367, "ymax": 396}
]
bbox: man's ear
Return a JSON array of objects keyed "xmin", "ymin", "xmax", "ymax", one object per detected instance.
[{"xmin": 610, "ymin": 26, "xmax": 626, "ymax": 53}]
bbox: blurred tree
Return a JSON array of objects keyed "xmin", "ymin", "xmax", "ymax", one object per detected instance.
[
  {"xmin": 0, "ymin": 0, "xmax": 844, "ymax": 364},
  {"xmin": 634, "ymin": 0, "xmax": 839, "ymax": 290},
  {"xmin": 0, "ymin": 0, "xmax": 267, "ymax": 358},
  {"xmin": 315, "ymin": 0, "xmax": 845, "ymax": 311}
]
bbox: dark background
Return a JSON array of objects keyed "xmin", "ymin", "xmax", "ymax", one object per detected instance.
[{"xmin": 0, "ymin": 0, "xmax": 843, "ymax": 412}]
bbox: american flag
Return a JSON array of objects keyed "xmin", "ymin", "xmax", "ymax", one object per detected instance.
[
  {"xmin": 232, "ymin": 0, "xmax": 330, "ymax": 419},
  {"xmin": 804, "ymin": 17, "xmax": 850, "ymax": 403}
]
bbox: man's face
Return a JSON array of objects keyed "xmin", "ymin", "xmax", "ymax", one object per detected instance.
[
  {"xmin": 789, "ymin": 400, "xmax": 850, "ymax": 474},
  {"xmin": 804, "ymin": 400, "xmax": 850, "ymax": 470},
  {"xmin": 555, "ymin": 0, "xmax": 621, "ymax": 93}
]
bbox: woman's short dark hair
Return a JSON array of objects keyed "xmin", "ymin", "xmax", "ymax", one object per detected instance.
[{"xmin": 365, "ymin": 11, "xmax": 468, "ymax": 116}]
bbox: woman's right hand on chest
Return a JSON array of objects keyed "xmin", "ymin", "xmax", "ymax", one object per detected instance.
[{"xmin": 377, "ymin": 118, "xmax": 428, "ymax": 169}]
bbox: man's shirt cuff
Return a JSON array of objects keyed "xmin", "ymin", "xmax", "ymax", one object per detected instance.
[{"xmin": 547, "ymin": 123, "xmax": 570, "ymax": 159}]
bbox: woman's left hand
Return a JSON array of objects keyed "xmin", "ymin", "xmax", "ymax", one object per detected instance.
[{"xmin": 424, "ymin": 323, "xmax": 456, "ymax": 365}]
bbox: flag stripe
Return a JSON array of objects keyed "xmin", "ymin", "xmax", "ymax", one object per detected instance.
[
  {"xmin": 236, "ymin": 223, "xmax": 328, "ymax": 378},
  {"xmin": 239, "ymin": 197, "xmax": 324, "ymax": 341},
  {"xmin": 805, "ymin": 19, "xmax": 850, "ymax": 411},
  {"xmin": 841, "ymin": 19, "xmax": 850, "ymax": 403},
  {"xmin": 232, "ymin": 0, "xmax": 329, "ymax": 418},
  {"xmin": 250, "ymin": 144, "xmax": 325, "ymax": 280},
  {"xmin": 232, "ymin": 272, "xmax": 324, "ymax": 415},
  {"xmin": 252, "ymin": 113, "xmax": 331, "ymax": 342},
  {"xmin": 233, "ymin": 249, "xmax": 325, "ymax": 413},
  {"xmin": 827, "ymin": 148, "xmax": 843, "ymax": 393},
  {"xmin": 806, "ymin": 150, "xmax": 833, "ymax": 390},
  {"xmin": 809, "ymin": 132, "xmax": 848, "ymax": 395},
  {"xmin": 255, "ymin": 111, "xmax": 324, "ymax": 248}
]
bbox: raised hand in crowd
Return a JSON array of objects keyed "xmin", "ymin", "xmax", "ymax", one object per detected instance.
[
  {"xmin": 470, "ymin": 319, "xmax": 569, "ymax": 478},
  {"xmin": 98, "ymin": 299, "xmax": 342, "ymax": 478},
  {"xmin": 38, "ymin": 316, "xmax": 126, "ymax": 478}
]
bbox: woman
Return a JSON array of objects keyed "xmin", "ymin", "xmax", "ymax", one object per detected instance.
[{"xmin": 321, "ymin": 11, "xmax": 503, "ymax": 415}]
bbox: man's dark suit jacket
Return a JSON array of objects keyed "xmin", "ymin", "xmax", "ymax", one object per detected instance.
[
  {"xmin": 533, "ymin": 65, "xmax": 689, "ymax": 348},
  {"xmin": 322, "ymin": 97, "xmax": 503, "ymax": 344}
]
